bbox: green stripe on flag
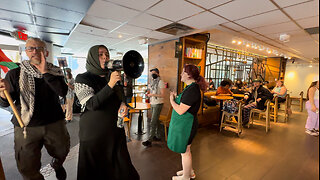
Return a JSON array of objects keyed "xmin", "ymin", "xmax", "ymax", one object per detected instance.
[{"xmin": 0, "ymin": 61, "xmax": 19, "ymax": 70}]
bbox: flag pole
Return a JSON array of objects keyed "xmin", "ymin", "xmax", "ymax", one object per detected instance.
[
  {"xmin": 0, "ymin": 72, "xmax": 24, "ymax": 129},
  {"xmin": 3, "ymin": 90, "xmax": 24, "ymax": 128}
]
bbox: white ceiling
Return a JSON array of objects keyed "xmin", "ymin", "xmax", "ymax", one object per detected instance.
[{"xmin": 0, "ymin": 0, "xmax": 319, "ymax": 62}]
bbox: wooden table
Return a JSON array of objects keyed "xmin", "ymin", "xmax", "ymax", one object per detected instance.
[
  {"xmin": 128, "ymin": 102, "xmax": 151, "ymax": 135},
  {"xmin": 211, "ymin": 95, "xmax": 234, "ymax": 121},
  {"xmin": 233, "ymin": 94, "xmax": 245, "ymax": 98}
]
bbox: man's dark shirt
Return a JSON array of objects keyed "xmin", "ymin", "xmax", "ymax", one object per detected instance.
[{"xmin": 0, "ymin": 67, "xmax": 68, "ymax": 127}]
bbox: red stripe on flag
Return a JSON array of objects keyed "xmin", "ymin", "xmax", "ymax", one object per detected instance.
[
  {"xmin": 0, "ymin": 49, "xmax": 13, "ymax": 63},
  {"xmin": 0, "ymin": 66, "xmax": 9, "ymax": 73}
]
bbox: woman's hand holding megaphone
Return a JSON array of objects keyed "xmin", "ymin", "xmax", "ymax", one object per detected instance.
[{"xmin": 108, "ymin": 71, "xmax": 121, "ymax": 88}]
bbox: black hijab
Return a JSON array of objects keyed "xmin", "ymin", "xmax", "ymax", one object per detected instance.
[{"xmin": 86, "ymin": 45, "xmax": 109, "ymax": 76}]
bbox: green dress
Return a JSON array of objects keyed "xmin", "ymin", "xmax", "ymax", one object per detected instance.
[{"xmin": 167, "ymin": 83, "xmax": 195, "ymax": 153}]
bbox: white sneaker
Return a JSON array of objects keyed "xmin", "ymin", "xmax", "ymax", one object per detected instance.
[
  {"xmin": 176, "ymin": 170, "xmax": 196, "ymax": 179},
  {"xmin": 305, "ymin": 129, "xmax": 318, "ymax": 136},
  {"xmin": 313, "ymin": 129, "xmax": 319, "ymax": 136},
  {"xmin": 172, "ymin": 176, "xmax": 190, "ymax": 180}
]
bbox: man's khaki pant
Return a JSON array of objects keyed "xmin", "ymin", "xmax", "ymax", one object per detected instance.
[{"xmin": 14, "ymin": 120, "xmax": 70, "ymax": 180}]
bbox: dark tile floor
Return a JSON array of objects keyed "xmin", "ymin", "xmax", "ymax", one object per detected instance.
[
  {"xmin": 2, "ymin": 105, "xmax": 319, "ymax": 180},
  {"xmin": 126, "ymin": 105, "xmax": 319, "ymax": 180}
]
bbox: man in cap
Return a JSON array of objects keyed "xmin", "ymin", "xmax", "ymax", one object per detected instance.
[
  {"xmin": 242, "ymin": 79, "xmax": 273, "ymax": 126},
  {"xmin": 142, "ymin": 68, "xmax": 165, "ymax": 147}
]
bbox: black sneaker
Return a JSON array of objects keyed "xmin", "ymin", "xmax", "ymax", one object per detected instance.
[
  {"xmin": 142, "ymin": 140, "xmax": 152, "ymax": 147},
  {"xmin": 55, "ymin": 166, "xmax": 67, "ymax": 180},
  {"xmin": 50, "ymin": 159, "xmax": 67, "ymax": 180}
]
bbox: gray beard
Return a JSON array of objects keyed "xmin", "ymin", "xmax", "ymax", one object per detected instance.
[{"xmin": 30, "ymin": 58, "xmax": 40, "ymax": 65}]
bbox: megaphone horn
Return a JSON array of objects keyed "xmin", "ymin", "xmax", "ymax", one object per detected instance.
[{"xmin": 106, "ymin": 50, "xmax": 144, "ymax": 79}]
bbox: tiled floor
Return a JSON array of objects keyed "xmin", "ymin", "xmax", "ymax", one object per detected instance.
[{"xmin": 44, "ymin": 105, "xmax": 319, "ymax": 180}]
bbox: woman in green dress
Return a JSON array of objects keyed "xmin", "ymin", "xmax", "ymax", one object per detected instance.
[{"xmin": 168, "ymin": 64, "xmax": 208, "ymax": 180}]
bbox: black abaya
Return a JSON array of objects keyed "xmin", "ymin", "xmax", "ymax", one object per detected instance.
[{"xmin": 75, "ymin": 72, "xmax": 139, "ymax": 180}]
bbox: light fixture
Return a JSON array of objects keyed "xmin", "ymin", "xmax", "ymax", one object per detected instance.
[
  {"xmin": 267, "ymin": 48, "xmax": 272, "ymax": 54},
  {"xmin": 118, "ymin": 34, "xmax": 123, "ymax": 38},
  {"xmin": 279, "ymin": 33, "xmax": 290, "ymax": 43},
  {"xmin": 237, "ymin": 41, "xmax": 242, "ymax": 45},
  {"xmin": 232, "ymin": 40, "xmax": 237, "ymax": 44},
  {"xmin": 259, "ymin": 46, "xmax": 264, "ymax": 51},
  {"xmin": 246, "ymin": 44, "xmax": 250, "ymax": 48}
]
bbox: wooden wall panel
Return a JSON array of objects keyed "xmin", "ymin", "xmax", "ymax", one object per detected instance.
[
  {"xmin": 148, "ymin": 40, "xmax": 179, "ymax": 116},
  {"xmin": 266, "ymin": 57, "xmax": 281, "ymax": 82}
]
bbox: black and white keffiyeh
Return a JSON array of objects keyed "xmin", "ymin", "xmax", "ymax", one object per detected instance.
[
  {"xmin": 74, "ymin": 83, "xmax": 95, "ymax": 111},
  {"xmin": 19, "ymin": 60, "xmax": 63, "ymax": 126}
]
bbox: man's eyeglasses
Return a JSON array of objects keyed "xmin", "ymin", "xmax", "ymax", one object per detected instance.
[{"xmin": 25, "ymin": 46, "xmax": 46, "ymax": 52}]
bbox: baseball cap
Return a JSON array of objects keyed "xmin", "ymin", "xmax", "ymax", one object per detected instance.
[{"xmin": 150, "ymin": 68, "xmax": 159, "ymax": 74}]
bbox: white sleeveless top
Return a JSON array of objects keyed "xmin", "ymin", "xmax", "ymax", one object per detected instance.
[{"xmin": 315, "ymin": 88, "xmax": 319, "ymax": 100}]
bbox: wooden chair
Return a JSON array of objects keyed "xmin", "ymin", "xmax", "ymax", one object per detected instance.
[
  {"xmin": 290, "ymin": 91, "xmax": 304, "ymax": 112},
  {"xmin": 159, "ymin": 107, "xmax": 173, "ymax": 141},
  {"xmin": 284, "ymin": 94, "xmax": 291, "ymax": 122},
  {"xmin": 0, "ymin": 157, "xmax": 5, "ymax": 180},
  {"xmin": 124, "ymin": 116, "xmax": 132, "ymax": 139},
  {"xmin": 270, "ymin": 96, "xmax": 279, "ymax": 123},
  {"xmin": 124, "ymin": 95, "xmax": 146, "ymax": 138},
  {"xmin": 249, "ymin": 100, "xmax": 271, "ymax": 133},
  {"xmin": 220, "ymin": 101, "xmax": 243, "ymax": 136}
]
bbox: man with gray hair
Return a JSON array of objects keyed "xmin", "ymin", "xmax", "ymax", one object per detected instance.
[{"xmin": 0, "ymin": 37, "xmax": 70, "ymax": 180}]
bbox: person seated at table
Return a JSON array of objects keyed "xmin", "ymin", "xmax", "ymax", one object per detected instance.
[
  {"xmin": 271, "ymin": 80, "xmax": 288, "ymax": 109},
  {"xmin": 231, "ymin": 79, "xmax": 245, "ymax": 94},
  {"xmin": 271, "ymin": 80, "xmax": 287, "ymax": 103},
  {"xmin": 216, "ymin": 80, "xmax": 233, "ymax": 96},
  {"xmin": 242, "ymin": 79, "xmax": 273, "ymax": 126},
  {"xmin": 208, "ymin": 78, "xmax": 215, "ymax": 90}
]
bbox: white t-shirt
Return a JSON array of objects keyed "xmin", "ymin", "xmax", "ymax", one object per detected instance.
[{"xmin": 149, "ymin": 80, "xmax": 165, "ymax": 105}]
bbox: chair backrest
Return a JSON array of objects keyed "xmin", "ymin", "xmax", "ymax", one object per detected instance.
[
  {"xmin": 167, "ymin": 106, "xmax": 173, "ymax": 119},
  {"xmin": 164, "ymin": 106, "xmax": 173, "ymax": 123},
  {"xmin": 237, "ymin": 101, "xmax": 243, "ymax": 116},
  {"xmin": 285, "ymin": 94, "xmax": 291, "ymax": 108},
  {"xmin": 273, "ymin": 96, "xmax": 279, "ymax": 107},
  {"xmin": 132, "ymin": 95, "xmax": 143, "ymax": 103},
  {"xmin": 299, "ymin": 91, "xmax": 304, "ymax": 99}
]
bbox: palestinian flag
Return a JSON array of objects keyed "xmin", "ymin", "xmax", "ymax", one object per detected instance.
[{"xmin": 0, "ymin": 49, "xmax": 19, "ymax": 73}]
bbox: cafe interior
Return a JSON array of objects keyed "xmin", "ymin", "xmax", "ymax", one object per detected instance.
[{"xmin": 0, "ymin": 0, "xmax": 319, "ymax": 179}]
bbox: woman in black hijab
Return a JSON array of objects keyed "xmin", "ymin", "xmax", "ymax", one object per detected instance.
[{"xmin": 74, "ymin": 45, "xmax": 140, "ymax": 180}]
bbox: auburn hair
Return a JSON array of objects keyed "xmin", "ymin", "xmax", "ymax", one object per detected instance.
[{"xmin": 184, "ymin": 64, "xmax": 208, "ymax": 92}]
